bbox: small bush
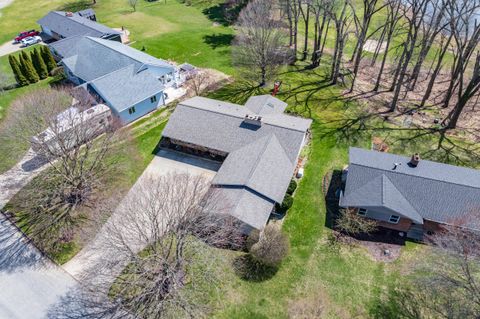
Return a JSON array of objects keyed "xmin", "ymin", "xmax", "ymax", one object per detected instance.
[
  {"xmin": 336, "ymin": 208, "xmax": 378, "ymax": 236},
  {"xmin": 249, "ymin": 224, "xmax": 289, "ymax": 267},
  {"xmin": 281, "ymin": 194, "xmax": 294, "ymax": 211},
  {"xmin": 246, "ymin": 229, "xmax": 260, "ymax": 251},
  {"xmin": 50, "ymin": 66, "xmax": 65, "ymax": 77},
  {"xmin": 287, "ymin": 179, "xmax": 297, "ymax": 195}
]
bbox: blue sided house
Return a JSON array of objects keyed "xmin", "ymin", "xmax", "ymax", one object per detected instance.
[{"xmin": 52, "ymin": 36, "xmax": 181, "ymax": 124}]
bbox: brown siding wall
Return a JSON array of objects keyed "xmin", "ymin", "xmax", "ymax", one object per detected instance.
[
  {"xmin": 423, "ymin": 220, "xmax": 444, "ymax": 234},
  {"xmin": 374, "ymin": 218, "xmax": 413, "ymax": 232}
]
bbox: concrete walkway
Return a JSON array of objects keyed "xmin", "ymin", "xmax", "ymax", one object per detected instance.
[
  {"xmin": 0, "ymin": 149, "xmax": 49, "ymax": 209},
  {"xmin": 63, "ymin": 149, "xmax": 220, "ymax": 283}
]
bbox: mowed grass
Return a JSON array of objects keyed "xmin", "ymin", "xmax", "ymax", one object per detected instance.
[
  {"xmin": 196, "ymin": 63, "xmax": 475, "ymax": 318},
  {"xmin": 0, "ymin": 0, "xmax": 234, "ymax": 74}
]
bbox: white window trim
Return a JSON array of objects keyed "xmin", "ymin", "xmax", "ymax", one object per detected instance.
[
  {"xmin": 388, "ymin": 215, "xmax": 400, "ymax": 224},
  {"xmin": 358, "ymin": 208, "xmax": 367, "ymax": 216}
]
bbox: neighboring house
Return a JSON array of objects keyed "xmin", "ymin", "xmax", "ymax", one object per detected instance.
[
  {"xmin": 339, "ymin": 147, "xmax": 480, "ymax": 240},
  {"xmin": 162, "ymin": 95, "xmax": 312, "ymax": 232},
  {"xmin": 30, "ymin": 104, "xmax": 111, "ymax": 155},
  {"xmin": 37, "ymin": 10, "xmax": 122, "ymax": 43},
  {"xmin": 54, "ymin": 36, "xmax": 181, "ymax": 123}
]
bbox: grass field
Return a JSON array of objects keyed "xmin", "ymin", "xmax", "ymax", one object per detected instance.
[
  {"xmin": 0, "ymin": 0, "xmax": 475, "ymax": 317},
  {"xmin": 195, "ymin": 64, "xmax": 436, "ymax": 318}
]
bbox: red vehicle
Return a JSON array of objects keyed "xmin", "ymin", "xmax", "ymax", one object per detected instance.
[{"xmin": 14, "ymin": 30, "xmax": 40, "ymax": 43}]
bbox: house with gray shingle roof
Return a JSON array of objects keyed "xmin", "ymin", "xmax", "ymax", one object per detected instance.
[
  {"xmin": 38, "ymin": 10, "xmax": 121, "ymax": 43},
  {"xmin": 56, "ymin": 36, "xmax": 180, "ymax": 123},
  {"xmin": 162, "ymin": 95, "xmax": 312, "ymax": 231},
  {"xmin": 340, "ymin": 147, "xmax": 480, "ymax": 240}
]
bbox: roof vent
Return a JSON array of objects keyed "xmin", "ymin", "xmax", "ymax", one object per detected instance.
[
  {"xmin": 244, "ymin": 114, "xmax": 262, "ymax": 127},
  {"xmin": 409, "ymin": 153, "xmax": 420, "ymax": 167},
  {"xmin": 65, "ymin": 12, "xmax": 74, "ymax": 17}
]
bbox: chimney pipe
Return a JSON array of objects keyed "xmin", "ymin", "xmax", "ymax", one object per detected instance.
[{"xmin": 409, "ymin": 153, "xmax": 420, "ymax": 167}]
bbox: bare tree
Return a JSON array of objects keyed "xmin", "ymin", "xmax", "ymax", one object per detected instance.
[
  {"xmin": 88, "ymin": 174, "xmax": 244, "ymax": 318},
  {"xmin": 348, "ymin": 0, "xmax": 386, "ymax": 92},
  {"xmin": 310, "ymin": 0, "xmax": 332, "ymax": 67},
  {"xmin": 336, "ymin": 208, "xmax": 378, "ymax": 236},
  {"xmin": 410, "ymin": 213, "xmax": 480, "ymax": 317},
  {"xmin": 233, "ymin": 0, "xmax": 289, "ymax": 87},
  {"xmin": 185, "ymin": 70, "xmax": 214, "ymax": 97},
  {"xmin": 127, "ymin": 0, "xmax": 138, "ymax": 12},
  {"xmin": 248, "ymin": 223, "xmax": 289, "ymax": 267},
  {"xmin": 3, "ymin": 87, "xmax": 123, "ymax": 252},
  {"xmin": 328, "ymin": 0, "xmax": 354, "ymax": 85}
]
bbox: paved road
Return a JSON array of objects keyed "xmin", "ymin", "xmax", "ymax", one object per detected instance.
[
  {"xmin": 63, "ymin": 149, "xmax": 220, "ymax": 283},
  {"xmin": 0, "ymin": 215, "xmax": 79, "ymax": 319},
  {"xmin": 0, "ymin": 149, "xmax": 49, "ymax": 208}
]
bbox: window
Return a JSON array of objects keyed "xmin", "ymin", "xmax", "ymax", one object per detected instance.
[
  {"xmin": 358, "ymin": 208, "xmax": 367, "ymax": 216},
  {"xmin": 150, "ymin": 95, "xmax": 157, "ymax": 103},
  {"xmin": 389, "ymin": 215, "xmax": 400, "ymax": 224},
  {"xmin": 128, "ymin": 106, "xmax": 136, "ymax": 115}
]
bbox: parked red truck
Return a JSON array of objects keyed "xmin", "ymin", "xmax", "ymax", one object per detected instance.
[{"xmin": 14, "ymin": 30, "xmax": 40, "ymax": 43}]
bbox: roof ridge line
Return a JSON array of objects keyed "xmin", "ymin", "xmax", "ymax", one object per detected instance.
[
  {"xmin": 351, "ymin": 162, "xmax": 480, "ymax": 190},
  {"xmin": 87, "ymin": 37, "xmax": 171, "ymax": 68},
  {"xmin": 88, "ymin": 63, "xmax": 135, "ymax": 83},
  {"xmin": 241, "ymin": 134, "xmax": 275, "ymax": 186},
  {"xmin": 54, "ymin": 11, "xmax": 111, "ymax": 34},
  {"xmin": 179, "ymin": 102, "xmax": 309, "ymax": 133},
  {"xmin": 382, "ymin": 174, "xmax": 423, "ymax": 222}
]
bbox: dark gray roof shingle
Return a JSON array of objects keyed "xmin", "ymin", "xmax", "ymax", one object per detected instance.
[
  {"xmin": 341, "ymin": 147, "xmax": 480, "ymax": 227},
  {"xmin": 244, "ymin": 95, "xmax": 288, "ymax": 115},
  {"xmin": 163, "ymin": 96, "xmax": 311, "ymax": 229},
  {"xmin": 61, "ymin": 36, "xmax": 174, "ymax": 82},
  {"xmin": 90, "ymin": 65, "xmax": 165, "ymax": 113},
  {"xmin": 212, "ymin": 134, "xmax": 294, "ymax": 203},
  {"xmin": 37, "ymin": 11, "xmax": 120, "ymax": 39}
]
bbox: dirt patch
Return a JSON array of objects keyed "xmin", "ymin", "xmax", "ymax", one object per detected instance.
[
  {"xmin": 343, "ymin": 58, "xmax": 480, "ymax": 143},
  {"xmin": 363, "ymin": 39, "xmax": 386, "ymax": 53}
]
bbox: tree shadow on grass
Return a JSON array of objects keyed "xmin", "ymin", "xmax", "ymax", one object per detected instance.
[
  {"xmin": 232, "ymin": 254, "xmax": 278, "ymax": 282},
  {"xmin": 202, "ymin": 2, "xmax": 246, "ymax": 26},
  {"xmin": 203, "ymin": 33, "xmax": 234, "ymax": 49},
  {"xmin": 57, "ymin": 0, "xmax": 93, "ymax": 12}
]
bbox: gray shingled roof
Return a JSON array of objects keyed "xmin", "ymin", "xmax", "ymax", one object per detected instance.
[
  {"xmin": 37, "ymin": 11, "xmax": 120, "ymax": 39},
  {"xmin": 90, "ymin": 65, "xmax": 165, "ymax": 113},
  {"xmin": 212, "ymin": 134, "xmax": 294, "ymax": 203},
  {"xmin": 163, "ymin": 96, "xmax": 311, "ymax": 229},
  {"xmin": 245, "ymin": 95, "xmax": 288, "ymax": 115},
  {"xmin": 340, "ymin": 147, "xmax": 480, "ymax": 227},
  {"xmin": 61, "ymin": 37, "xmax": 174, "ymax": 82},
  {"xmin": 49, "ymin": 35, "xmax": 83, "ymax": 58},
  {"xmin": 163, "ymin": 97, "xmax": 311, "ymax": 162},
  {"xmin": 214, "ymin": 187, "xmax": 275, "ymax": 230}
]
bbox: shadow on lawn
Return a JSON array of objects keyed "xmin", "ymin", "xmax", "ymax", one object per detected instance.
[
  {"xmin": 232, "ymin": 254, "xmax": 278, "ymax": 282},
  {"xmin": 57, "ymin": 0, "xmax": 93, "ymax": 12},
  {"xmin": 203, "ymin": 33, "xmax": 234, "ymax": 49},
  {"xmin": 202, "ymin": 2, "xmax": 246, "ymax": 27}
]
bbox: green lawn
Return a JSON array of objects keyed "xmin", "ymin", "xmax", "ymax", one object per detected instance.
[
  {"xmin": 195, "ymin": 62, "xmax": 474, "ymax": 318},
  {"xmin": 0, "ymin": 0, "xmax": 234, "ymax": 74}
]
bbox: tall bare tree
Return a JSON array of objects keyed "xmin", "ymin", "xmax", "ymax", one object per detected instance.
[
  {"xmin": 78, "ymin": 174, "xmax": 244, "ymax": 319},
  {"xmin": 233, "ymin": 0, "xmax": 289, "ymax": 87},
  {"xmin": 2, "ymin": 87, "xmax": 123, "ymax": 252}
]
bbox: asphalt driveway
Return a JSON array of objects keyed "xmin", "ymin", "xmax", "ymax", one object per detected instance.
[
  {"xmin": 0, "ymin": 215, "xmax": 79, "ymax": 319},
  {"xmin": 63, "ymin": 149, "xmax": 220, "ymax": 282}
]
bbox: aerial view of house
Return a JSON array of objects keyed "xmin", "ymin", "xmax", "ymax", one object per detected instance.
[
  {"xmin": 340, "ymin": 147, "xmax": 480, "ymax": 240},
  {"xmin": 162, "ymin": 95, "xmax": 311, "ymax": 230},
  {"xmin": 0, "ymin": 0, "xmax": 479, "ymax": 318},
  {"xmin": 55, "ymin": 36, "xmax": 181, "ymax": 123},
  {"xmin": 38, "ymin": 10, "xmax": 123, "ymax": 43}
]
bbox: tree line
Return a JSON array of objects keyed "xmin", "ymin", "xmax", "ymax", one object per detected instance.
[
  {"xmin": 233, "ymin": 0, "xmax": 480, "ymax": 129},
  {"xmin": 8, "ymin": 46, "xmax": 57, "ymax": 87}
]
